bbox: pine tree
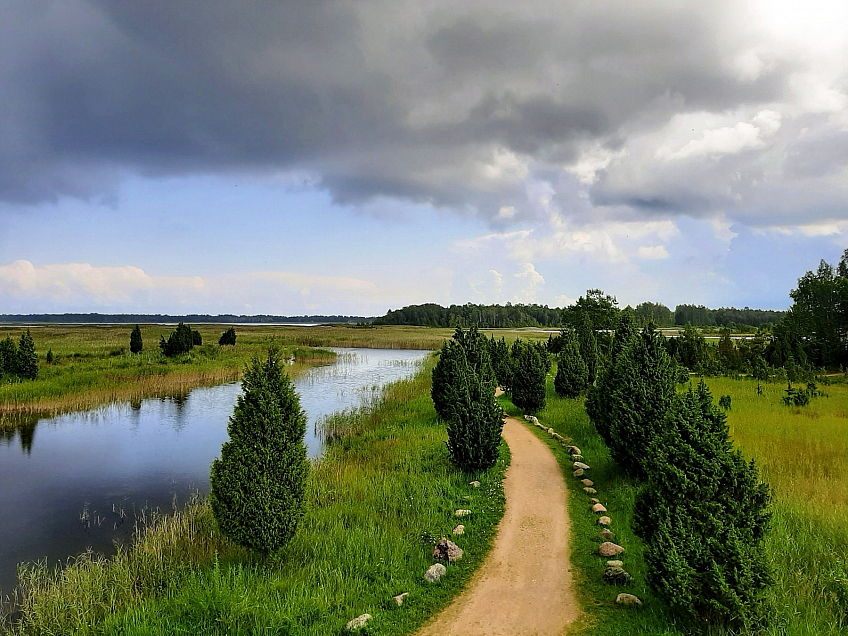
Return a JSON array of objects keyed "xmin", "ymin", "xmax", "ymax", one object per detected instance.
[
  {"xmin": 210, "ymin": 348, "xmax": 309, "ymax": 554},
  {"xmin": 130, "ymin": 325, "xmax": 143, "ymax": 354},
  {"xmin": 634, "ymin": 383, "xmax": 771, "ymax": 628},
  {"xmin": 192, "ymin": 329, "xmax": 203, "ymax": 346},
  {"xmin": 578, "ymin": 316, "xmax": 599, "ymax": 384},
  {"xmin": 554, "ymin": 330, "xmax": 588, "ymax": 398},
  {"xmin": 219, "ymin": 327, "xmax": 237, "ymax": 346},
  {"xmin": 159, "ymin": 322, "xmax": 195, "ymax": 356},
  {"xmin": 510, "ymin": 339, "xmax": 547, "ymax": 413},
  {"xmin": 0, "ymin": 336, "xmax": 17, "ymax": 377},
  {"xmin": 431, "ymin": 326, "xmax": 495, "ymax": 420},
  {"xmin": 16, "ymin": 329, "xmax": 38, "ymax": 380},
  {"xmin": 445, "ymin": 349, "xmax": 504, "ymax": 470}
]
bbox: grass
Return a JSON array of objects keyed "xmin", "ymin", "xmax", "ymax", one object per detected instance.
[
  {"xmin": 0, "ymin": 324, "xmax": 550, "ymax": 423},
  {"xmin": 5, "ymin": 359, "xmax": 510, "ymax": 635},
  {"xmin": 520, "ymin": 368, "xmax": 848, "ymax": 635}
]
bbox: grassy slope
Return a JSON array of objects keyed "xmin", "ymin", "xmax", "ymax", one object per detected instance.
[
  {"xmin": 8, "ymin": 360, "xmax": 510, "ymax": 636},
  {"xmin": 530, "ymin": 368, "xmax": 848, "ymax": 635},
  {"xmin": 0, "ymin": 324, "xmax": 550, "ymax": 420}
]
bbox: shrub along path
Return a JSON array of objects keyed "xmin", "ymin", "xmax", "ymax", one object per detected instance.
[{"xmin": 417, "ymin": 411, "xmax": 578, "ymax": 635}]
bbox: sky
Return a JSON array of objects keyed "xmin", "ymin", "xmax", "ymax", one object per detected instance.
[{"xmin": 1, "ymin": 0, "xmax": 847, "ymax": 316}]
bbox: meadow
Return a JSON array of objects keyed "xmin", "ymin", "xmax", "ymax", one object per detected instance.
[
  {"xmin": 5, "ymin": 360, "xmax": 510, "ymax": 635},
  {"xmin": 0, "ymin": 324, "xmax": 553, "ymax": 423},
  {"xmin": 526, "ymin": 369, "xmax": 848, "ymax": 635}
]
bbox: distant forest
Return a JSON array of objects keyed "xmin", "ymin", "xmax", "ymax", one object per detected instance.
[
  {"xmin": 373, "ymin": 301, "xmax": 785, "ymax": 329},
  {"xmin": 0, "ymin": 313, "xmax": 371, "ymax": 324}
]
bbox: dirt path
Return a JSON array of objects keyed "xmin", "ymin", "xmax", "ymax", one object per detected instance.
[{"xmin": 417, "ymin": 414, "xmax": 578, "ymax": 635}]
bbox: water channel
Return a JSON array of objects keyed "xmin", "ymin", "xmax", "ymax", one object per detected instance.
[{"xmin": 0, "ymin": 347, "xmax": 430, "ymax": 598}]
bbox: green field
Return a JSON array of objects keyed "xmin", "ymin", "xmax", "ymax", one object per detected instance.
[
  {"xmin": 528, "ymin": 370, "xmax": 848, "ymax": 635},
  {"xmin": 6, "ymin": 360, "xmax": 510, "ymax": 635}
]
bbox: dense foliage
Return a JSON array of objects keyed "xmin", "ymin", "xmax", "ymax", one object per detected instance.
[
  {"xmin": 431, "ymin": 326, "xmax": 495, "ymax": 421},
  {"xmin": 209, "ymin": 348, "xmax": 308, "ymax": 554},
  {"xmin": 375, "ymin": 302, "xmax": 563, "ymax": 328},
  {"xmin": 562, "ymin": 289, "xmax": 620, "ymax": 331},
  {"xmin": 218, "ymin": 327, "xmax": 237, "ymax": 346},
  {"xmin": 129, "ymin": 325, "xmax": 143, "ymax": 354},
  {"xmin": 633, "ymin": 301, "xmax": 674, "ymax": 327},
  {"xmin": 673, "ymin": 305, "xmax": 784, "ymax": 328},
  {"xmin": 487, "ymin": 335, "xmax": 512, "ymax": 390},
  {"xmin": 159, "ymin": 322, "xmax": 196, "ymax": 356},
  {"xmin": 554, "ymin": 330, "xmax": 588, "ymax": 398},
  {"xmin": 509, "ymin": 338, "xmax": 548, "ymax": 413},
  {"xmin": 0, "ymin": 330, "xmax": 39, "ymax": 381},
  {"xmin": 634, "ymin": 383, "xmax": 771, "ymax": 629}
]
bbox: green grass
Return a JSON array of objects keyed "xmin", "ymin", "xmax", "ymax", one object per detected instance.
[
  {"xmin": 6, "ymin": 360, "xmax": 510, "ymax": 635},
  {"xmin": 523, "ymin": 369, "xmax": 848, "ymax": 635}
]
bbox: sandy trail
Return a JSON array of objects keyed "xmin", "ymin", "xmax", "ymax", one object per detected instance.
[{"xmin": 417, "ymin": 414, "xmax": 578, "ymax": 635}]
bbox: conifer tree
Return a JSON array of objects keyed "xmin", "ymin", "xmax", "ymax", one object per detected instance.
[
  {"xmin": 219, "ymin": 327, "xmax": 237, "ymax": 346},
  {"xmin": 210, "ymin": 348, "xmax": 308, "ymax": 554},
  {"xmin": 432, "ymin": 326, "xmax": 495, "ymax": 420},
  {"xmin": 578, "ymin": 316, "xmax": 599, "ymax": 384},
  {"xmin": 634, "ymin": 383, "xmax": 771, "ymax": 629},
  {"xmin": 130, "ymin": 325, "xmax": 143, "ymax": 354},
  {"xmin": 0, "ymin": 336, "xmax": 17, "ymax": 377},
  {"xmin": 16, "ymin": 329, "xmax": 38, "ymax": 380},
  {"xmin": 510, "ymin": 339, "xmax": 547, "ymax": 413},
  {"xmin": 554, "ymin": 330, "xmax": 588, "ymax": 398}
]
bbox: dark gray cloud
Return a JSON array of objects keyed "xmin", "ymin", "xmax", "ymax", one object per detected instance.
[{"xmin": 1, "ymin": 0, "xmax": 844, "ymax": 229}]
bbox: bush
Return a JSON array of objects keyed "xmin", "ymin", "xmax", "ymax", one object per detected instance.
[
  {"xmin": 159, "ymin": 323, "xmax": 195, "ymax": 356},
  {"xmin": 510, "ymin": 339, "xmax": 547, "ymax": 413},
  {"xmin": 130, "ymin": 325, "xmax": 143, "ymax": 354},
  {"xmin": 192, "ymin": 330, "xmax": 202, "ymax": 346},
  {"xmin": 218, "ymin": 327, "xmax": 237, "ymax": 346},
  {"xmin": 634, "ymin": 383, "xmax": 771, "ymax": 629},
  {"xmin": 718, "ymin": 394, "xmax": 732, "ymax": 410},
  {"xmin": 209, "ymin": 348, "xmax": 309, "ymax": 554},
  {"xmin": 487, "ymin": 335, "xmax": 512, "ymax": 391},
  {"xmin": 46, "ymin": 349, "xmax": 54, "ymax": 364},
  {"xmin": 444, "ymin": 352, "xmax": 504, "ymax": 470},
  {"xmin": 431, "ymin": 326, "xmax": 495, "ymax": 421},
  {"xmin": 16, "ymin": 329, "xmax": 39, "ymax": 380},
  {"xmin": 554, "ymin": 330, "xmax": 588, "ymax": 398},
  {"xmin": 0, "ymin": 336, "xmax": 17, "ymax": 376}
]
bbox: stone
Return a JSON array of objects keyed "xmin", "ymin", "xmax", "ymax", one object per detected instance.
[
  {"xmin": 606, "ymin": 560, "xmax": 623, "ymax": 568},
  {"xmin": 547, "ymin": 427, "xmax": 555, "ymax": 434},
  {"xmin": 590, "ymin": 498, "xmax": 600, "ymax": 504},
  {"xmin": 581, "ymin": 479, "xmax": 594, "ymax": 487},
  {"xmin": 568, "ymin": 445, "xmax": 582, "ymax": 455},
  {"xmin": 454, "ymin": 509, "xmax": 472, "ymax": 517},
  {"xmin": 599, "ymin": 529, "xmax": 615, "ymax": 541},
  {"xmin": 615, "ymin": 593, "xmax": 642, "ymax": 607},
  {"xmin": 604, "ymin": 566, "xmax": 633, "ymax": 585},
  {"xmin": 424, "ymin": 563, "xmax": 447, "ymax": 582},
  {"xmin": 552, "ymin": 432, "xmax": 564, "ymax": 441},
  {"xmin": 469, "ymin": 480, "xmax": 481, "ymax": 488},
  {"xmin": 433, "ymin": 537, "xmax": 463, "ymax": 562},
  {"xmin": 599, "ymin": 542, "xmax": 625, "ymax": 557},
  {"xmin": 573, "ymin": 468, "xmax": 584, "ymax": 477},
  {"xmin": 392, "ymin": 592, "xmax": 409, "ymax": 606},
  {"xmin": 583, "ymin": 487, "xmax": 597, "ymax": 495},
  {"xmin": 573, "ymin": 462, "xmax": 590, "ymax": 470},
  {"xmin": 592, "ymin": 503, "xmax": 607, "ymax": 514},
  {"xmin": 598, "ymin": 516, "xmax": 612, "ymax": 526},
  {"xmin": 452, "ymin": 524, "xmax": 465, "ymax": 535},
  {"xmin": 345, "ymin": 614, "xmax": 372, "ymax": 630},
  {"xmin": 571, "ymin": 454, "xmax": 584, "ymax": 461}
]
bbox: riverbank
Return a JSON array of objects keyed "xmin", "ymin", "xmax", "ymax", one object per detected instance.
[
  {"xmin": 6, "ymin": 361, "xmax": 510, "ymax": 635},
  {"xmin": 0, "ymin": 324, "xmax": 550, "ymax": 425}
]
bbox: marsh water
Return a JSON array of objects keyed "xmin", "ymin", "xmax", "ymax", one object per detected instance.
[{"xmin": 0, "ymin": 347, "xmax": 429, "ymax": 598}]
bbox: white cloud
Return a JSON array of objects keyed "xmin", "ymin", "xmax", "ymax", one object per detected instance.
[
  {"xmin": 636, "ymin": 245, "xmax": 670, "ymax": 260},
  {"xmin": 513, "ymin": 262, "xmax": 545, "ymax": 303},
  {"xmin": 656, "ymin": 110, "xmax": 781, "ymax": 161}
]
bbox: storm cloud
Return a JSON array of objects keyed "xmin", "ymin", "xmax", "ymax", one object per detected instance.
[{"xmin": 2, "ymin": 0, "xmax": 847, "ymax": 230}]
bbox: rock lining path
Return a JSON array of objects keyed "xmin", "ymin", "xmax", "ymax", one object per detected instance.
[{"xmin": 416, "ymin": 412, "xmax": 578, "ymax": 635}]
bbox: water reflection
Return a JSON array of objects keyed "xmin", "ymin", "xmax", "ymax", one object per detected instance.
[{"xmin": 0, "ymin": 347, "xmax": 429, "ymax": 597}]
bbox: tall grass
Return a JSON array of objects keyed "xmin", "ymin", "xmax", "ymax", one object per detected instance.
[
  {"xmin": 522, "ymin": 369, "xmax": 848, "ymax": 635},
  {"xmin": 5, "ymin": 361, "xmax": 510, "ymax": 635}
]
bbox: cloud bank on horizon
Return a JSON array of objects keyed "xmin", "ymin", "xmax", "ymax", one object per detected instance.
[{"xmin": 1, "ymin": 0, "xmax": 846, "ymax": 314}]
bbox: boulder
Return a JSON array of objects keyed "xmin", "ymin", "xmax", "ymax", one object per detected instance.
[
  {"xmin": 606, "ymin": 560, "xmax": 623, "ymax": 568},
  {"xmin": 615, "ymin": 593, "xmax": 642, "ymax": 607},
  {"xmin": 452, "ymin": 524, "xmax": 465, "ymax": 535},
  {"xmin": 583, "ymin": 487, "xmax": 597, "ymax": 495},
  {"xmin": 454, "ymin": 509, "xmax": 472, "ymax": 517},
  {"xmin": 552, "ymin": 432, "xmax": 564, "ymax": 441},
  {"xmin": 599, "ymin": 529, "xmax": 615, "ymax": 542},
  {"xmin": 597, "ymin": 516, "xmax": 612, "ymax": 526},
  {"xmin": 573, "ymin": 468, "xmax": 585, "ymax": 477},
  {"xmin": 469, "ymin": 480, "xmax": 481, "ymax": 488},
  {"xmin": 573, "ymin": 462, "xmax": 590, "ymax": 470},
  {"xmin": 591, "ymin": 503, "xmax": 607, "ymax": 514},
  {"xmin": 433, "ymin": 537, "xmax": 463, "ymax": 562},
  {"xmin": 599, "ymin": 542, "xmax": 625, "ymax": 557},
  {"xmin": 568, "ymin": 445, "xmax": 582, "ymax": 455},
  {"xmin": 345, "ymin": 614, "xmax": 372, "ymax": 630},
  {"xmin": 393, "ymin": 592, "xmax": 409, "ymax": 606},
  {"xmin": 547, "ymin": 427, "xmax": 555, "ymax": 434},
  {"xmin": 424, "ymin": 563, "xmax": 447, "ymax": 582},
  {"xmin": 571, "ymin": 454, "xmax": 584, "ymax": 461},
  {"xmin": 581, "ymin": 479, "xmax": 594, "ymax": 487},
  {"xmin": 604, "ymin": 566, "xmax": 633, "ymax": 585},
  {"xmin": 589, "ymin": 498, "xmax": 600, "ymax": 504}
]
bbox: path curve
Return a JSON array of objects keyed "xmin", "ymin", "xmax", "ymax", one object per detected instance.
[{"xmin": 417, "ymin": 414, "xmax": 578, "ymax": 635}]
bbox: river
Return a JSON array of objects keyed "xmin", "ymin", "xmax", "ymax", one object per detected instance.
[{"xmin": 0, "ymin": 347, "xmax": 429, "ymax": 598}]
